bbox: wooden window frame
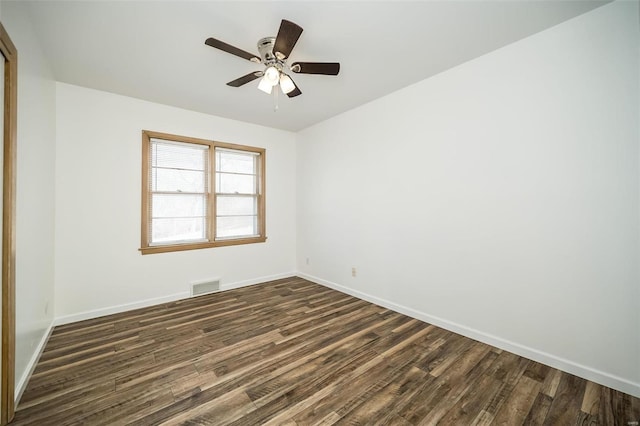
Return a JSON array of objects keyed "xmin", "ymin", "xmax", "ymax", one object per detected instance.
[{"xmin": 140, "ymin": 130, "xmax": 266, "ymax": 255}]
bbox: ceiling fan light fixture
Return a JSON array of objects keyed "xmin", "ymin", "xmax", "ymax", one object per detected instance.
[
  {"xmin": 264, "ymin": 66, "xmax": 280, "ymax": 86},
  {"xmin": 258, "ymin": 76, "xmax": 273, "ymax": 94},
  {"xmin": 279, "ymin": 73, "xmax": 295, "ymax": 94}
]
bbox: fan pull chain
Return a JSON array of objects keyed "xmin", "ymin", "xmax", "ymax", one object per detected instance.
[{"xmin": 273, "ymin": 85, "xmax": 279, "ymax": 112}]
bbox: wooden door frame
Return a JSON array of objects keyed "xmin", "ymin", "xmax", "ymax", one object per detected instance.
[{"xmin": 0, "ymin": 21, "xmax": 17, "ymax": 425}]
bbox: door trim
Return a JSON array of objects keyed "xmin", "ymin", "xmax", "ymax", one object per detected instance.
[{"xmin": 0, "ymin": 21, "xmax": 17, "ymax": 425}]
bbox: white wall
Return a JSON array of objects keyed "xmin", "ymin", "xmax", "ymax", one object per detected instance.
[
  {"xmin": 297, "ymin": 0, "xmax": 639, "ymax": 397},
  {"xmin": 54, "ymin": 83, "xmax": 297, "ymax": 321},
  {"xmin": 1, "ymin": 1, "xmax": 57, "ymax": 396}
]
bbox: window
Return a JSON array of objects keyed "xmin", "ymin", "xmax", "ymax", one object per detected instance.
[{"xmin": 140, "ymin": 131, "xmax": 265, "ymax": 254}]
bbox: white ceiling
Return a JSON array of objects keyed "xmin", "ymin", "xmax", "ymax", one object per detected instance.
[{"xmin": 24, "ymin": 0, "xmax": 608, "ymax": 132}]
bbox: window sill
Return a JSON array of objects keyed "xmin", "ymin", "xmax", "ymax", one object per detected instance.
[{"xmin": 139, "ymin": 236, "xmax": 267, "ymax": 255}]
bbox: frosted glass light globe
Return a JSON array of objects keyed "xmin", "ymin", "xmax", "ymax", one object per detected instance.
[
  {"xmin": 279, "ymin": 74, "xmax": 295, "ymax": 94},
  {"xmin": 264, "ymin": 66, "xmax": 280, "ymax": 86}
]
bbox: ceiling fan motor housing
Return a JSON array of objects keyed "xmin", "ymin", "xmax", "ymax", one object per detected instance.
[{"xmin": 258, "ymin": 37, "xmax": 277, "ymax": 65}]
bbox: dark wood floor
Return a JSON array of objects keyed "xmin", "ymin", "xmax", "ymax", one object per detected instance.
[{"xmin": 13, "ymin": 276, "xmax": 640, "ymax": 425}]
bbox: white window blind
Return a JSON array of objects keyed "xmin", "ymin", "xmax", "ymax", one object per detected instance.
[
  {"xmin": 150, "ymin": 139, "xmax": 209, "ymax": 245},
  {"xmin": 215, "ymin": 148, "xmax": 260, "ymax": 240}
]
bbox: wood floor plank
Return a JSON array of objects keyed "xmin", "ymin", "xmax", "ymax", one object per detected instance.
[
  {"xmin": 522, "ymin": 391, "xmax": 554, "ymax": 425},
  {"xmin": 414, "ymin": 347, "xmax": 501, "ymax": 424},
  {"xmin": 491, "ymin": 375, "xmax": 542, "ymax": 425},
  {"xmin": 543, "ymin": 372, "xmax": 587, "ymax": 424},
  {"xmin": 336, "ymin": 364, "xmax": 427, "ymax": 424},
  {"xmin": 10, "ymin": 379, "xmax": 116, "ymax": 425},
  {"xmin": 541, "ymin": 368, "xmax": 563, "ymax": 398},
  {"xmin": 12, "ymin": 276, "xmax": 640, "ymax": 425},
  {"xmin": 439, "ymin": 371, "xmax": 503, "ymax": 425},
  {"xmin": 282, "ymin": 349, "xmax": 394, "ymax": 424},
  {"xmin": 480, "ymin": 353, "xmax": 530, "ymax": 420},
  {"xmin": 582, "ymin": 380, "xmax": 602, "ymax": 416},
  {"xmin": 599, "ymin": 386, "xmax": 640, "ymax": 426},
  {"xmin": 158, "ymin": 387, "xmax": 255, "ymax": 425}
]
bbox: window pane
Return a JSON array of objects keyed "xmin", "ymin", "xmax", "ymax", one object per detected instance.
[
  {"xmin": 216, "ymin": 150, "xmax": 256, "ymax": 174},
  {"xmin": 214, "ymin": 147, "xmax": 261, "ymax": 240},
  {"xmin": 153, "ymin": 140, "xmax": 208, "ymax": 170},
  {"xmin": 150, "ymin": 139, "xmax": 208, "ymax": 245},
  {"xmin": 216, "ymin": 196, "xmax": 256, "ymax": 216},
  {"xmin": 216, "ymin": 216, "xmax": 257, "ymax": 239},
  {"xmin": 216, "ymin": 173, "xmax": 256, "ymax": 194},
  {"xmin": 153, "ymin": 168, "xmax": 206, "ymax": 193},
  {"xmin": 152, "ymin": 217, "xmax": 205, "ymax": 243},
  {"xmin": 152, "ymin": 194, "xmax": 206, "ymax": 218}
]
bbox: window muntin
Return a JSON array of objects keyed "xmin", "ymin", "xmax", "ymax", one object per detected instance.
[{"xmin": 141, "ymin": 131, "xmax": 265, "ymax": 254}]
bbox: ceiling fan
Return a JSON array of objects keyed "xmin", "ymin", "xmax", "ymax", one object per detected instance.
[{"xmin": 205, "ymin": 19, "xmax": 340, "ymax": 99}]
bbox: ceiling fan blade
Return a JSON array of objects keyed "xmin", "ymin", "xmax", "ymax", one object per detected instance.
[
  {"xmin": 227, "ymin": 71, "xmax": 263, "ymax": 87},
  {"xmin": 291, "ymin": 62, "xmax": 340, "ymax": 75},
  {"xmin": 273, "ymin": 19, "xmax": 303, "ymax": 60},
  {"xmin": 205, "ymin": 37, "xmax": 260, "ymax": 63},
  {"xmin": 285, "ymin": 76, "xmax": 302, "ymax": 98}
]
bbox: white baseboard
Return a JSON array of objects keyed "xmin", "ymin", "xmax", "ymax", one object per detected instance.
[
  {"xmin": 220, "ymin": 271, "xmax": 297, "ymax": 291},
  {"xmin": 297, "ymin": 272, "xmax": 640, "ymax": 399},
  {"xmin": 15, "ymin": 321, "xmax": 55, "ymax": 405},
  {"xmin": 53, "ymin": 271, "xmax": 297, "ymax": 326},
  {"xmin": 53, "ymin": 291, "xmax": 191, "ymax": 326}
]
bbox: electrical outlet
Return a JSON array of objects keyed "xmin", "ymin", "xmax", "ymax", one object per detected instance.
[
  {"xmin": 306, "ymin": 257, "xmax": 310, "ymax": 265},
  {"xmin": 351, "ymin": 267, "xmax": 357, "ymax": 277},
  {"xmin": 44, "ymin": 301, "xmax": 49, "ymax": 315}
]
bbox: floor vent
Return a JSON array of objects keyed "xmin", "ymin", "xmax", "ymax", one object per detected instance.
[{"xmin": 190, "ymin": 279, "xmax": 220, "ymax": 297}]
